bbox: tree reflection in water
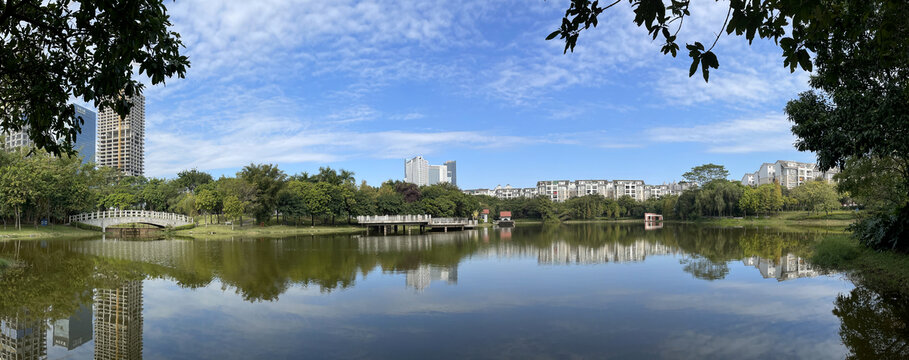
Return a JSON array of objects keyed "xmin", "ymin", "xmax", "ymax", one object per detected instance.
[
  {"xmin": 0, "ymin": 223, "xmax": 905, "ymax": 358},
  {"xmin": 834, "ymin": 285, "xmax": 909, "ymax": 359}
]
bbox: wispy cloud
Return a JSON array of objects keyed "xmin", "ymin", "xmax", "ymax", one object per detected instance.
[{"xmin": 646, "ymin": 114, "xmax": 796, "ymax": 153}]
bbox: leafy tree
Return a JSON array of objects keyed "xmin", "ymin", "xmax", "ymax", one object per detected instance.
[
  {"xmin": 834, "ymin": 156, "xmax": 907, "ymax": 211},
  {"xmin": 222, "ymin": 195, "xmax": 245, "ymax": 230},
  {"xmin": 739, "ymin": 186, "xmax": 760, "ymax": 217},
  {"xmin": 682, "ymin": 164, "xmax": 729, "ymax": 186},
  {"xmin": 195, "ymin": 189, "xmax": 220, "ymax": 224},
  {"xmin": 791, "ymin": 181, "xmax": 840, "ymax": 214},
  {"xmin": 175, "ymin": 169, "xmax": 213, "ymax": 194},
  {"xmin": 0, "ymin": 160, "xmax": 35, "ymax": 229},
  {"xmin": 0, "ymin": 0, "xmax": 189, "ymax": 155},
  {"xmin": 547, "ymin": 0, "xmax": 903, "ymax": 82},
  {"xmin": 275, "ymin": 188, "xmax": 301, "ymax": 225},
  {"xmin": 140, "ymin": 178, "xmax": 171, "ymax": 211},
  {"xmin": 238, "ymin": 164, "xmax": 287, "ymax": 224},
  {"xmin": 99, "ymin": 192, "xmax": 136, "ymax": 210}
]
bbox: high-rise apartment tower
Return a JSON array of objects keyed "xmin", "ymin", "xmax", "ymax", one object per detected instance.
[{"xmin": 97, "ymin": 95, "xmax": 145, "ymax": 176}]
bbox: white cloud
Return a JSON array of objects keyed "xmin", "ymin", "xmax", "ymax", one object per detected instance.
[{"xmin": 646, "ymin": 114, "xmax": 796, "ymax": 153}]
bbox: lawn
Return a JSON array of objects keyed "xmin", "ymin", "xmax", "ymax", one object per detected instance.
[{"xmin": 0, "ymin": 224, "xmax": 98, "ymax": 240}]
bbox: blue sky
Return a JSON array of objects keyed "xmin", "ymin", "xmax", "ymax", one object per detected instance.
[{"xmin": 122, "ymin": 0, "xmax": 817, "ymax": 189}]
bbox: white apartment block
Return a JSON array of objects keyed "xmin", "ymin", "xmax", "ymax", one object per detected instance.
[
  {"xmin": 741, "ymin": 172, "xmax": 756, "ymax": 186},
  {"xmin": 466, "ymin": 179, "xmax": 690, "ymax": 202},
  {"xmin": 742, "ymin": 160, "xmax": 838, "ymax": 189},
  {"xmin": 404, "ymin": 156, "xmax": 429, "ymax": 186},
  {"xmin": 462, "ymin": 185, "xmax": 538, "ymax": 199},
  {"xmin": 614, "ymin": 180, "xmax": 645, "ymax": 201},
  {"xmin": 97, "ymin": 94, "xmax": 145, "ymax": 176},
  {"xmin": 1, "ymin": 126, "xmax": 33, "ymax": 150},
  {"xmin": 537, "ymin": 180, "xmax": 573, "ymax": 202},
  {"xmin": 405, "ymin": 156, "xmax": 456, "ymax": 187}
]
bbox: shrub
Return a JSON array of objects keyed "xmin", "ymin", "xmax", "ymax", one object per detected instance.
[{"xmin": 849, "ymin": 209, "xmax": 909, "ymax": 252}]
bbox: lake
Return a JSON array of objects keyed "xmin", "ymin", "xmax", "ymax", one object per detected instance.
[{"xmin": 0, "ymin": 223, "xmax": 904, "ymax": 359}]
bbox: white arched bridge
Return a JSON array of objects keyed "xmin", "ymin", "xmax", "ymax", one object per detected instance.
[{"xmin": 69, "ymin": 210, "xmax": 193, "ymax": 231}]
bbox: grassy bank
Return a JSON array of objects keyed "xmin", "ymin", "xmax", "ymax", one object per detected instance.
[
  {"xmin": 674, "ymin": 210, "xmax": 859, "ymax": 228},
  {"xmin": 174, "ymin": 224, "xmax": 365, "ymax": 239},
  {"xmin": 812, "ymin": 234, "xmax": 909, "ymax": 296},
  {"xmin": 0, "ymin": 225, "xmax": 98, "ymax": 240}
]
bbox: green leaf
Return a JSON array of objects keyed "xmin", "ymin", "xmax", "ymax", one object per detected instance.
[{"xmin": 546, "ymin": 30, "xmax": 560, "ymax": 40}]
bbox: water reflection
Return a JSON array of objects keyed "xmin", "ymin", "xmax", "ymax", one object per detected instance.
[
  {"xmin": 94, "ymin": 281, "xmax": 143, "ymax": 360},
  {"xmin": 1, "ymin": 308, "xmax": 47, "ymax": 359},
  {"xmin": 52, "ymin": 302, "xmax": 92, "ymax": 350},
  {"xmin": 405, "ymin": 265, "xmax": 458, "ymax": 291},
  {"xmin": 0, "ymin": 223, "xmax": 904, "ymax": 359}
]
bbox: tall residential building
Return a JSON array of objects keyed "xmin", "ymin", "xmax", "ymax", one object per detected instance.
[
  {"xmin": 97, "ymin": 94, "xmax": 145, "ymax": 176},
  {"xmin": 428, "ymin": 164, "xmax": 447, "ymax": 185},
  {"xmin": 404, "ymin": 156, "xmax": 429, "ymax": 186},
  {"xmin": 405, "ymin": 156, "xmax": 456, "ymax": 187},
  {"xmin": 73, "ymin": 104, "xmax": 97, "ymax": 164},
  {"xmin": 95, "ymin": 280, "xmax": 143, "ymax": 360},
  {"xmin": 444, "ymin": 160, "xmax": 457, "ymax": 187}
]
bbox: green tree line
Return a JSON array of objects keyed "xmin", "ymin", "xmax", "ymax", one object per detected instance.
[{"xmin": 0, "ymin": 147, "xmax": 479, "ymax": 229}]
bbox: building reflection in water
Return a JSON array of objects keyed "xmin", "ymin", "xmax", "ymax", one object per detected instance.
[
  {"xmin": 52, "ymin": 302, "xmax": 93, "ymax": 351},
  {"xmin": 405, "ymin": 265, "xmax": 458, "ymax": 291},
  {"xmin": 0, "ymin": 309, "xmax": 47, "ymax": 360},
  {"xmin": 94, "ymin": 280, "xmax": 143, "ymax": 360},
  {"xmin": 538, "ymin": 241, "xmax": 678, "ymax": 264},
  {"xmin": 743, "ymin": 254, "xmax": 827, "ymax": 281}
]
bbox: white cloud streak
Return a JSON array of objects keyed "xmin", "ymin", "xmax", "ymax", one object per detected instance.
[{"xmin": 647, "ymin": 114, "xmax": 797, "ymax": 153}]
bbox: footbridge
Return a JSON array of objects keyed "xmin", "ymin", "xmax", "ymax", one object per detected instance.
[
  {"xmin": 356, "ymin": 215, "xmax": 478, "ymax": 235},
  {"xmin": 69, "ymin": 210, "xmax": 194, "ymax": 231}
]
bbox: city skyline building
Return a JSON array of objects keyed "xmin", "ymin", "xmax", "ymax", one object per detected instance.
[
  {"xmin": 73, "ymin": 104, "xmax": 97, "ymax": 164},
  {"xmin": 97, "ymin": 94, "xmax": 145, "ymax": 176},
  {"xmin": 404, "ymin": 156, "xmax": 456, "ymax": 186}
]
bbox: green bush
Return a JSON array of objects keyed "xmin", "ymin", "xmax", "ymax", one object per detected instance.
[
  {"xmin": 71, "ymin": 222, "xmax": 102, "ymax": 231},
  {"xmin": 849, "ymin": 209, "xmax": 909, "ymax": 252}
]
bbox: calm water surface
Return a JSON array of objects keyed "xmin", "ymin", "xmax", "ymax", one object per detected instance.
[{"xmin": 1, "ymin": 223, "xmax": 905, "ymax": 359}]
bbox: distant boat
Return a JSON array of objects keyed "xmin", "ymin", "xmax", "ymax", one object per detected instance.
[{"xmin": 496, "ymin": 211, "xmax": 515, "ymax": 227}]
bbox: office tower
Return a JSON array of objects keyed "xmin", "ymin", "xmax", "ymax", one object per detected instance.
[
  {"xmin": 97, "ymin": 94, "xmax": 145, "ymax": 176},
  {"xmin": 404, "ymin": 156, "xmax": 429, "ymax": 186},
  {"xmin": 444, "ymin": 160, "xmax": 456, "ymax": 186},
  {"xmin": 73, "ymin": 104, "xmax": 97, "ymax": 164},
  {"xmin": 53, "ymin": 302, "xmax": 93, "ymax": 351},
  {"xmin": 95, "ymin": 280, "xmax": 143, "ymax": 360},
  {"xmin": 428, "ymin": 164, "xmax": 447, "ymax": 185},
  {"xmin": 0, "ymin": 309, "xmax": 48, "ymax": 360}
]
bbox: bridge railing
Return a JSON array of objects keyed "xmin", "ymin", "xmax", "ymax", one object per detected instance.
[
  {"xmin": 69, "ymin": 210, "xmax": 193, "ymax": 224},
  {"xmin": 356, "ymin": 215, "xmax": 432, "ymax": 224},
  {"xmin": 430, "ymin": 217, "xmax": 475, "ymax": 225}
]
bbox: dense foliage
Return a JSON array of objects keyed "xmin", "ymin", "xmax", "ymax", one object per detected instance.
[
  {"xmin": 0, "ymin": 148, "xmax": 480, "ymax": 228},
  {"xmin": 0, "ymin": 0, "xmax": 189, "ymax": 155}
]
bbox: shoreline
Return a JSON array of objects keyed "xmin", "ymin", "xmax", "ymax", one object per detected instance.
[{"xmin": 173, "ymin": 224, "xmax": 365, "ymax": 239}]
